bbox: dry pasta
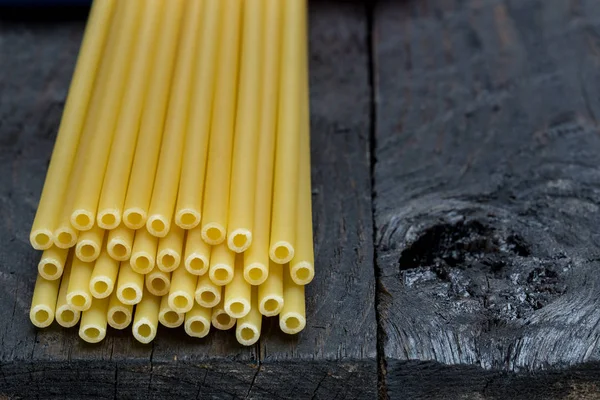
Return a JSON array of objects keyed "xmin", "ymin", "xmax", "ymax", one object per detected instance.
[
  {"xmin": 70, "ymin": 0, "xmax": 141, "ymax": 232},
  {"xmin": 28, "ymin": 0, "xmax": 312, "ymax": 345},
  {"xmin": 200, "ymin": 0, "xmax": 243, "ymax": 246},
  {"xmin": 96, "ymin": 1, "xmax": 163, "ymax": 230},
  {"xmin": 29, "ymin": 0, "xmax": 116, "ymax": 250},
  {"xmin": 55, "ymin": 259, "xmax": 81, "ymax": 328},
  {"xmin": 144, "ymin": 0, "xmax": 189, "ymax": 238},
  {"xmin": 38, "ymin": 246, "xmax": 68, "ymax": 281},
  {"xmin": 175, "ymin": 0, "xmax": 221, "ymax": 231}
]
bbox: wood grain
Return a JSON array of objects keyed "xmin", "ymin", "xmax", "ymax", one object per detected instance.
[
  {"xmin": 0, "ymin": 1, "xmax": 376, "ymax": 399},
  {"xmin": 374, "ymin": 0, "xmax": 600, "ymax": 397}
]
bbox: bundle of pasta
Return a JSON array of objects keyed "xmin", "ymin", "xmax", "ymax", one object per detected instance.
[{"xmin": 28, "ymin": 0, "xmax": 313, "ymax": 346}]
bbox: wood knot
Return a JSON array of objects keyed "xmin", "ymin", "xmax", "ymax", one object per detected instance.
[{"xmin": 397, "ymin": 219, "xmax": 568, "ymax": 321}]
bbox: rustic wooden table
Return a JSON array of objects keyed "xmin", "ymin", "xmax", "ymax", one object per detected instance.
[{"xmin": 1, "ymin": 0, "xmax": 600, "ymax": 399}]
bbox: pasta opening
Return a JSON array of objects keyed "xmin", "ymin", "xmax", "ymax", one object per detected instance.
[
  {"xmin": 295, "ymin": 267, "xmax": 310, "ymax": 281},
  {"xmin": 214, "ymin": 268, "xmax": 229, "ymax": 282},
  {"xmin": 190, "ymin": 320, "xmax": 205, "ymax": 333},
  {"xmin": 241, "ymin": 327, "xmax": 255, "ymax": 341},
  {"xmin": 285, "ymin": 317, "xmax": 300, "ymax": 330},
  {"xmin": 189, "ymin": 257, "xmax": 204, "ymax": 272},
  {"xmin": 75, "ymin": 213, "xmax": 91, "ymax": 229},
  {"xmin": 274, "ymin": 246, "xmax": 289, "ymax": 261},
  {"xmin": 134, "ymin": 255, "xmax": 150, "ymax": 270},
  {"xmin": 80, "ymin": 244, "xmax": 96, "ymax": 259},
  {"xmin": 151, "ymin": 278, "xmax": 166, "ymax": 292},
  {"xmin": 126, "ymin": 211, "xmax": 143, "ymax": 227},
  {"xmin": 60, "ymin": 309, "xmax": 75, "ymax": 323},
  {"xmin": 173, "ymin": 295, "xmax": 189, "ymax": 310},
  {"xmin": 232, "ymin": 233, "xmax": 247, "ymax": 249},
  {"xmin": 112, "ymin": 243, "xmax": 127, "ymax": 258},
  {"xmin": 101, "ymin": 213, "xmax": 116, "ymax": 227},
  {"xmin": 150, "ymin": 218, "xmax": 165, "ymax": 234},
  {"xmin": 162, "ymin": 254, "xmax": 175, "ymax": 268},
  {"xmin": 200, "ymin": 291, "xmax": 216, "ymax": 304},
  {"xmin": 42, "ymin": 262, "xmax": 58, "ymax": 278},
  {"xmin": 180, "ymin": 212, "xmax": 197, "ymax": 227},
  {"xmin": 71, "ymin": 294, "xmax": 86, "ymax": 308},
  {"xmin": 248, "ymin": 267, "xmax": 263, "ymax": 282},
  {"xmin": 84, "ymin": 327, "xmax": 100, "ymax": 339},
  {"xmin": 137, "ymin": 323, "xmax": 152, "ymax": 338},
  {"xmin": 164, "ymin": 311, "xmax": 179, "ymax": 324},
  {"xmin": 230, "ymin": 302, "xmax": 244, "ymax": 315},
  {"xmin": 122, "ymin": 287, "xmax": 137, "ymax": 301},
  {"xmin": 216, "ymin": 313, "xmax": 231, "ymax": 326},
  {"xmin": 206, "ymin": 227, "xmax": 222, "ymax": 242},
  {"xmin": 264, "ymin": 299, "xmax": 279, "ymax": 313},
  {"xmin": 34, "ymin": 309, "xmax": 50, "ymax": 324},
  {"xmin": 93, "ymin": 281, "xmax": 109, "ymax": 295},
  {"xmin": 57, "ymin": 232, "xmax": 74, "ymax": 246},
  {"xmin": 35, "ymin": 233, "xmax": 51, "ymax": 246},
  {"xmin": 112, "ymin": 310, "xmax": 127, "ymax": 325}
]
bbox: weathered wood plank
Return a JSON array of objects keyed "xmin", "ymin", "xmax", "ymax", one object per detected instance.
[
  {"xmin": 374, "ymin": 0, "xmax": 600, "ymax": 397},
  {"xmin": 0, "ymin": 1, "xmax": 376, "ymax": 399}
]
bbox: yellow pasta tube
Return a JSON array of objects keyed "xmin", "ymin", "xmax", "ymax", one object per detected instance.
[
  {"xmin": 52, "ymin": 25, "xmax": 115, "ymax": 249},
  {"xmin": 158, "ymin": 295, "xmax": 184, "ymax": 328},
  {"xmin": 96, "ymin": 1, "xmax": 164, "ymax": 230},
  {"xmin": 184, "ymin": 302, "xmax": 212, "ymax": 338},
  {"xmin": 183, "ymin": 226, "xmax": 211, "ymax": 275},
  {"xmin": 143, "ymin": 0, "xmax": 189, "ymax": 238},
  {"xmin": 146, "ymin": 266, "xmax": 171, "ymax": 297},
  {"xmin": 89, "ymin": 248, "xmax": 119, "ymax": 299},
  {"xmin": 209, "ymin": 243, "xmax": 235, "ymax": 285},
  {"xmin": 227, "ymin": 0, "xmax": 265, "ymax": 253},
  {"xmin": 122, "ymin": 2, "xmax": 185, "ymax": 231},
  {"xmin": 200, "ymin": 0, "xmax": 243, "ymax": 245},
  {"xmin": 115, "ymin": 262, "xmax": 144, "ymax": 305},
  {"xmin": 258, "ymin": 261, "xmax": 284, "ymax": 316},
  {"xmin": 224, "ymin": 255, "xmax": 251, "ymax": 318},
  {"xmin": 269, "ymin": 0, "xmax": 308, "ymax": 264},
  {"xmin": 236, "ymin": 286, "xmax": 261, "ymax": 346},
  {"xmin": 130, "ymin": 227, "xmax": 158, "ymax": 275},
  {"xmin": 79, "ymin": 297, "xmax": 109, "ymax": 343},
  {"xmin": 51, "ymin": 118, "xmax": 90, "ymax": 248},
  {"xmin": 106, "ymin": 224, "xmax": 134, "ymax": 261},
  {"xmin": 175, "ymin": 0, "xmax": 221, "ymax": 230},
  {"xmin": 66, "ymin": 257, "xmax": 94, "ymax": 311},
  {"xmin": 167, "ymin": 265, "xmax": 197, "ymax": 313},
  {"xmin": 157, "ymin": 225, "xmax": 184, "ymax": 272},
  {"xmin": 132, "ymin": 289, "xmax": 160, "ymax": 344},
  {"xmin": 290, "ymin": 21, "xmax": 314, "ymax": 285},
  {"xmin": 242, "ymin": 0, "xmax": 282, "ymax": 285},
  {"xmin": 30, "ymin": 274, "xmax": 60, "ymax": 328},
  {"xmin": 38, "ymin": 246, "xmax": 69, "ymax": 281},
  {"xmin": 30, "ymin": 0, "xmax": 116, "ymax": 250},
  {"xmin": 55, "ymin": 258, "xmax": 81, "ymax": 328},
  {"xmin": 75, "ymin": 224, "xmax": 105, "ymax": 262},
  {"xmin": 194, "ymin": 273, "xmax": 221, "ymax": 308},
  {"xmin": 279, "ymin": 266, "xmax": 306, "ymax": 334},
  {"xmin": 211, "ymin": 291, "xmax": 236, "ymax": 330},
  {"xmin": 107, "ymin": 290, "xmax": 133, "ymax": 330},
  {"xmin": 70, "ymin": 0, "xmax": 142, "ymax": 232}
]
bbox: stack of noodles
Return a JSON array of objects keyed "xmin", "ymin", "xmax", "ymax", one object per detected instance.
[{"xmin": 28, "ymin": 0, "xmax": 313, "ymax": 346}]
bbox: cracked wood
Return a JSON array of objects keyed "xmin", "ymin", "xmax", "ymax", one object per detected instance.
[{"xmin": 374, "ymin": 0, "xmax": 600, "ymax": 398}]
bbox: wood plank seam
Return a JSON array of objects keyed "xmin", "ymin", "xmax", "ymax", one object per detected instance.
[{"xmin": 365, "ymin": 0, "xmax": 388, "ymax": 399}]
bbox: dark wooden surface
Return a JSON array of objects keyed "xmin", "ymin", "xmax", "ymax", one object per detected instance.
[
  {"xmin": 3, "ymin": 0, "xmax": 600, "ymax": 398},
  {"xmin": 374, "ymin": 0, "xmax": 600, "ymax": 398}
]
